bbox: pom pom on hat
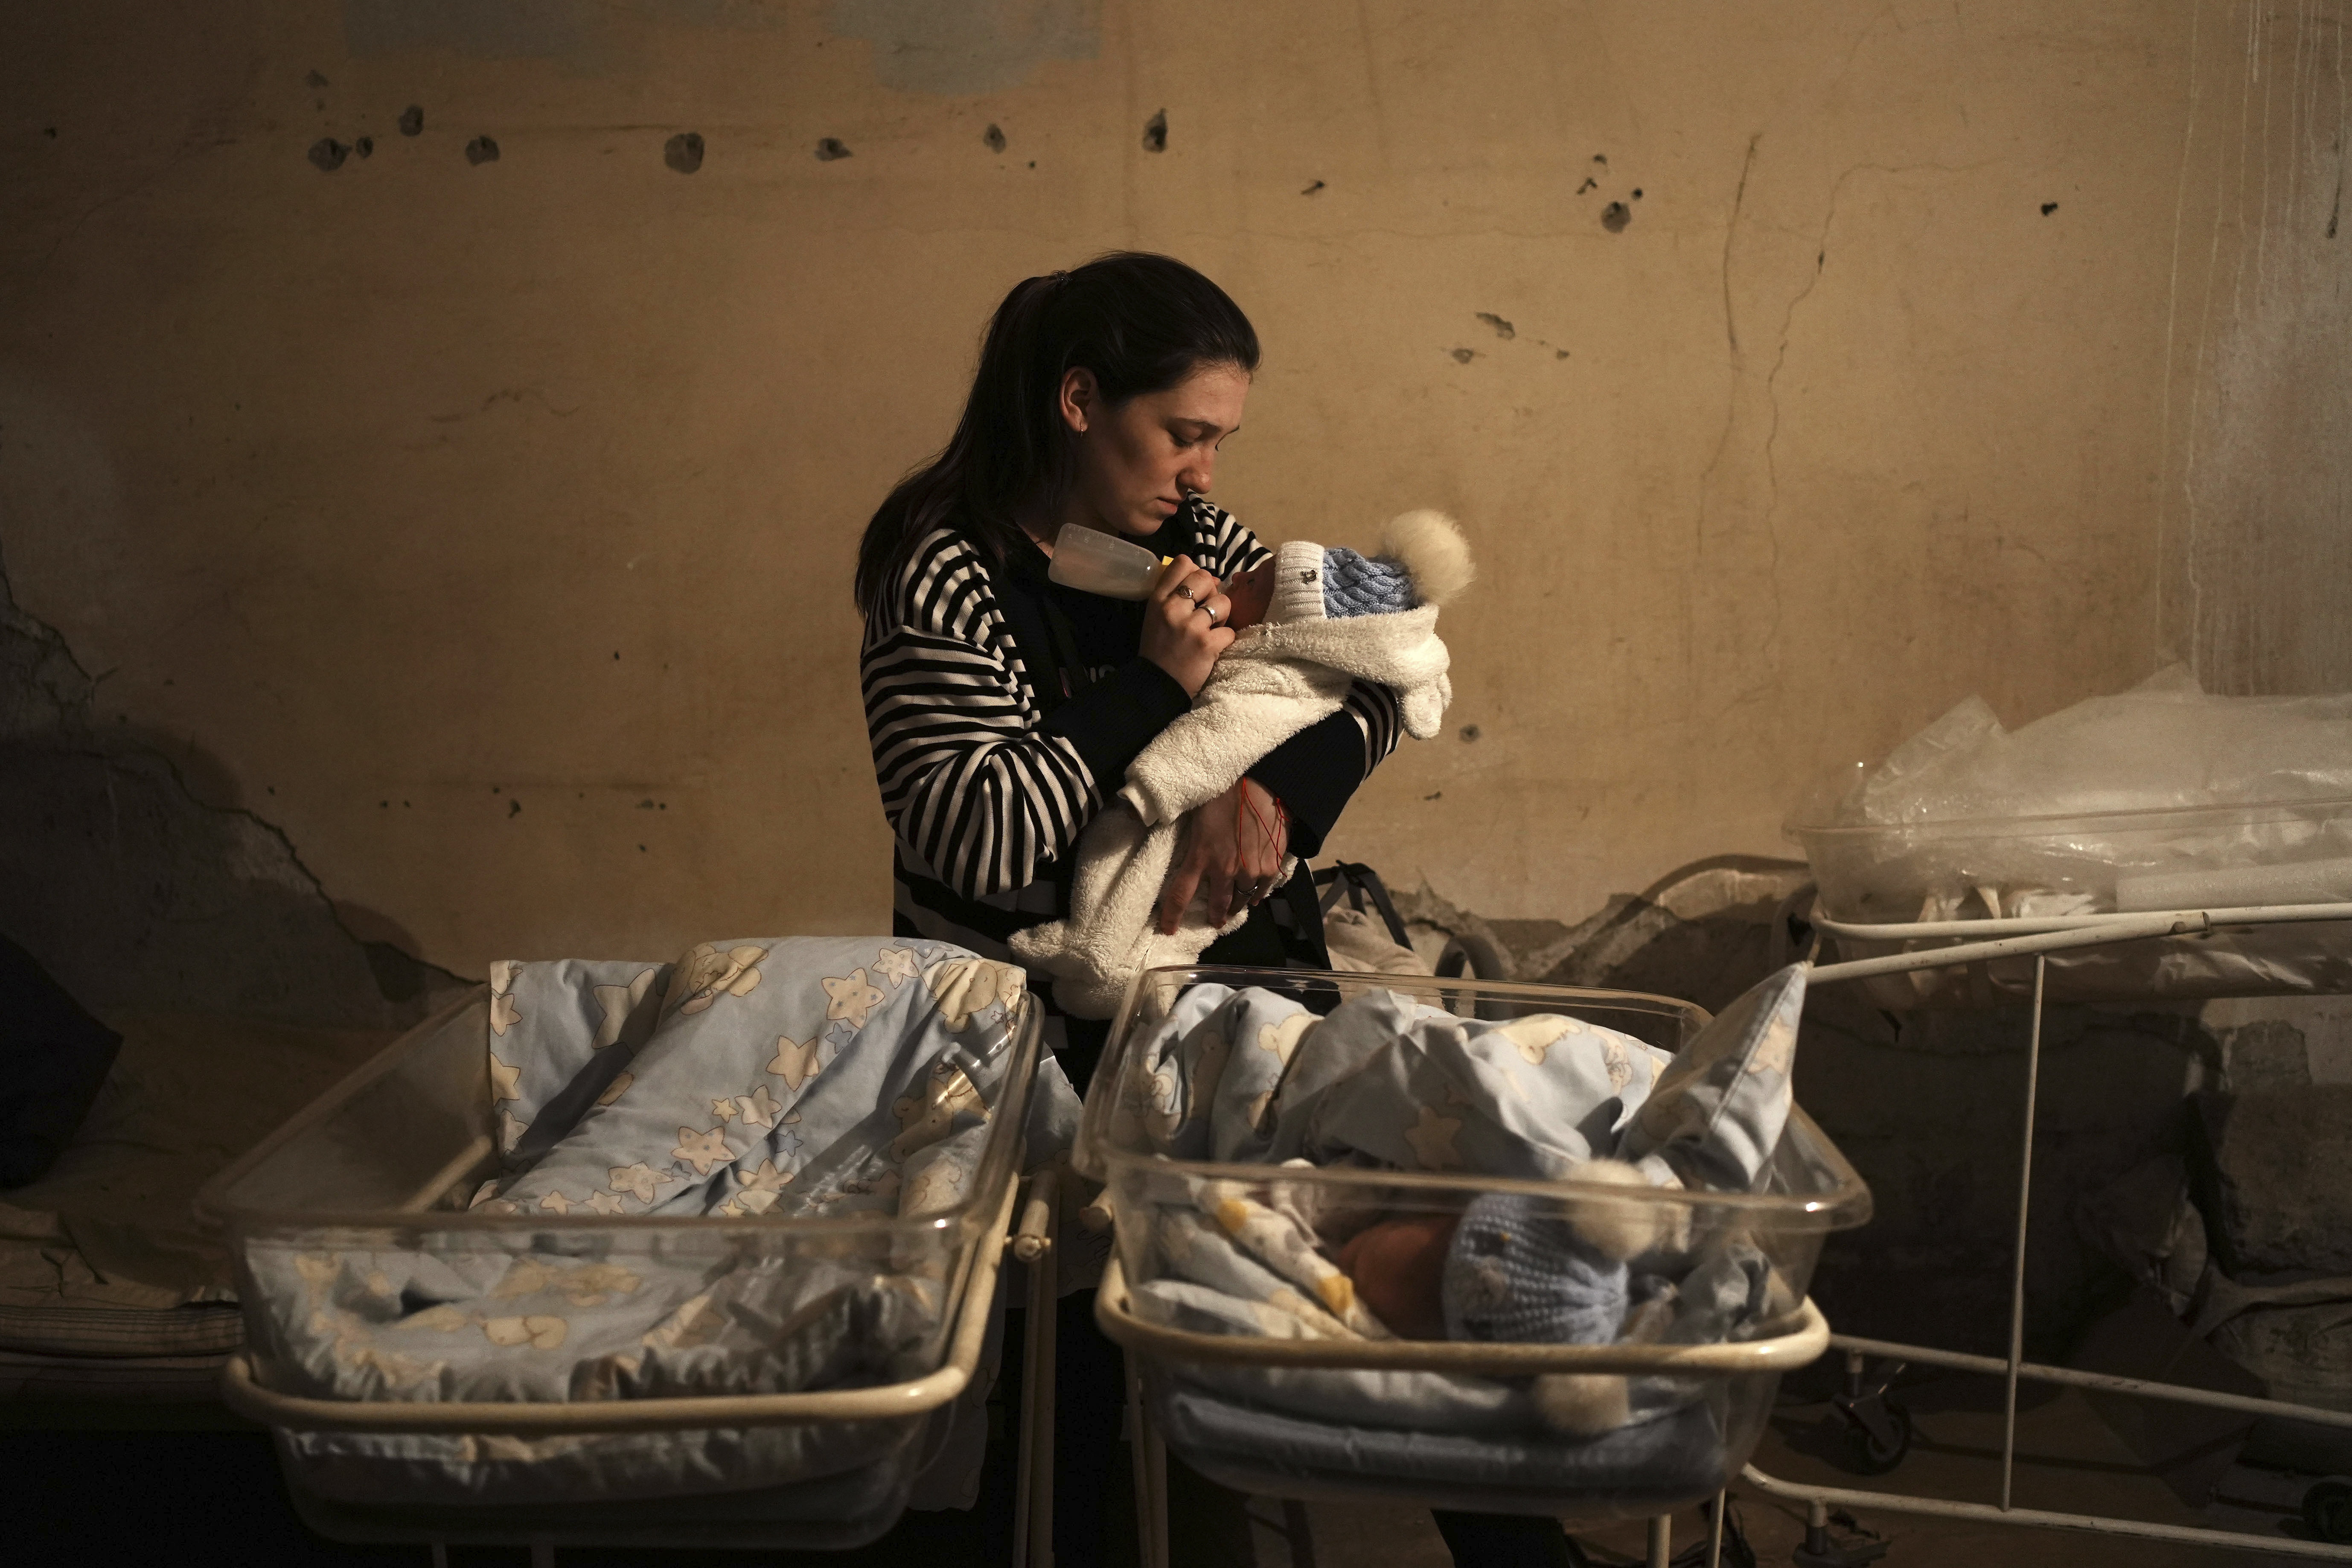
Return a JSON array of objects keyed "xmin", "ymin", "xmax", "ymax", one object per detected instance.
[
  {"xmin": 1381, "ymin": 509, "xmax": 1474, "ymax": 608},
  {"xmin": 1269, "ymin": 512, "xmax": 1476, "ymax": 623},
  {"xmin": 1557, "ymin": 1157, "xmax": 1675, "ymax": 1263},
  {"xmin": 1533, "ymin": 1372, "xmax": 1632, "ymax": 1437}
]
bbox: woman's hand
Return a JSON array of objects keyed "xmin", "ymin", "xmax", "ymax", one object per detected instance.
[
  {"xmin": 1157, "ymin": 778, "xmax": 1289, "ymax": 935},
  {"xmin": 1139, "ymin": 553, "xmax": 1234, "ymax": 698}
]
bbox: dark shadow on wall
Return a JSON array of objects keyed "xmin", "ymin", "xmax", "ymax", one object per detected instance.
[{"xmin": 0, "ymin": 556, "xmax": 466, "ymax": 1030}]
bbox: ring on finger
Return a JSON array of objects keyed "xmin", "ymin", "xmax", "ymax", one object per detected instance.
[{"xmin": 1174, "ymin": 585, "xmax": 1197, "ymax": 602}]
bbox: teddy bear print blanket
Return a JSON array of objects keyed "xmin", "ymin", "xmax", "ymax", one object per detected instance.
[
  {"xmin": 244, "ymin": 936, "xmax": 1079, "ymax": 1505},
  {"xmin": 1104, "ymin": 968, "xmax": 1808, "ymax": 1495}
]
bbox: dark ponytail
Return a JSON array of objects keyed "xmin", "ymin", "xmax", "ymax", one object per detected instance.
[{"xmin": 853, "ymin": 252, "xmax": 1260, "ymax": 614}]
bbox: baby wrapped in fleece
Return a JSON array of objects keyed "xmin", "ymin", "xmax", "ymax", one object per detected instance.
[{"xmin": 1012, "ymin": 512, "xmax": 1474, "ymax": 1019}]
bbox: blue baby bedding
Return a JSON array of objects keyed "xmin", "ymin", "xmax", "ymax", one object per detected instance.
[
  {"xmin": 1108, "ymin": 966, "xmax": 1808, "ymax": 1492},
  {"xmin": 1158, "ymin": 1385, "xmax": 1726, "ymax": 1510},
  {"xmin": 243, "ymin": 937, "xmax": 1079, "ymax": 1506}
]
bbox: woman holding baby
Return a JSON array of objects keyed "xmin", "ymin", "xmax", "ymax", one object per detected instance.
[{"xmin": 854, "ymin": 254, "xmax": 1554, "ymax": 1565}]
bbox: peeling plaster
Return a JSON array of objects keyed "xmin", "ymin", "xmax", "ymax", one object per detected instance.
[
  {"xmin": 0, "ymin": 1, "xmax": 2259, "ymax": 952},
  {"xmin": 344, "ymin": 0, "xmax": 593, "ymax": 61},
  {"xmin": 827, "ymin": 0, "xmax": 1099, "ymax": 96}
]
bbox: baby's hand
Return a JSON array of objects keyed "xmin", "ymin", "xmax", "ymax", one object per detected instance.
[{"xmin": 1222, "ymin": 560, "xmax": 1277, "ymax": 631}]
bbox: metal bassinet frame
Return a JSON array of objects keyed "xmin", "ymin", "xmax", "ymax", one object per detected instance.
[{"xmin": 1742, "ymin": 900, "xmax": 2352, "ymax": 1565}]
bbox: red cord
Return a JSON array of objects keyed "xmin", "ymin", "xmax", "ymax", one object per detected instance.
[{"xmin": 1236, "ymin": 783, "xmax": 1288, "ymax": 896}]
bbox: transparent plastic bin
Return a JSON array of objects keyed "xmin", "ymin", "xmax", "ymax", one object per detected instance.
[
  {"xmin": 1075, "ymin": 967, "xmax": 1869, "ymax": 1523},
  {"xmin": 192, "ymin": 984, "xmax": 1041, "ymax": 1550},
  {"xmin": 1791, "ymin": 800, "xmax": 2352, "ymax": 1006}
]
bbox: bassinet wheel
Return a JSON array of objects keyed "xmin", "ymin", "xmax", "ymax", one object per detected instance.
[
  {"xmin": 2305, "ymin": 1478, "xmax": 2352, "ymax": 1544},
  {"xmin": 1837, "ymin": 1400, "xmax": 1912, "ymax": 1476}
]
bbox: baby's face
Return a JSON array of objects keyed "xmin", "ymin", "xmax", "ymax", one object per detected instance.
[{"xmin": 1223, "ymin": 560, "xmax": 1276, "ymax": 630}]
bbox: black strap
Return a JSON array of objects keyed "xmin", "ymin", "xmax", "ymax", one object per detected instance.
[
  {"xmin": 1269, "ymin": 871, "xmax": 1332, "ymax": 970},
  {"xmin": 1039, "ymin": 594, "xmax": 1094, "ymax": 702},
  {"xmin": 1316, "ymin": 861, "xmax": 1413, "ymax": 948},
  {"xmin": 990, "ymin": 549, "xmax": 1089, "ymax": 714}
]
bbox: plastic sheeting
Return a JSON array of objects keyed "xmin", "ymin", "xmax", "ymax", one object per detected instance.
[{"xmin": 1788, "ymin": 669, "xmax": 2352, "ymax": 1005}]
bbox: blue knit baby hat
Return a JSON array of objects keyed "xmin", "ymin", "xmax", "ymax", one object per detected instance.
[
  {"xmin": 1320, "ymin": 547, "xmax": 1418, "ymax": 618},
  {"xmin": 1441, "ymin": 1191, "xmax": 1628, "ymax": 1344}
]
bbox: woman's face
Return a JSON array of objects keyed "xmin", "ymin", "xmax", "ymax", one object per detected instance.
[{"xmin": 1060, "ymin": 360, "xmax": 1251, "ymax": 538}]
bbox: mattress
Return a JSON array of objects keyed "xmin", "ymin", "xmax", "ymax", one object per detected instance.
[
  {"xmin": 1154, "ymin": 1379, "xmax": 1728, "ymax": 1513},
  {"xmin": 0, "ymin": 1012, "xmax": 396, "ymax": 1391},
  {"xmin": 0, "ymin": 1348, "xmax": 234, "ymax": 1402}
]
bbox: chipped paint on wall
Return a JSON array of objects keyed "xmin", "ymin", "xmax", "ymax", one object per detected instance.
[
  {"xmin": 827, "ymin": 0, "xmax": 1100, "ymax": 96},
  {"xmin": 6, "ymin": 2, "xmax": 2332, "ymax": 980},
  {"xmin": 341, "ymin": 0, "xmax": 789, "ymax": 64},
  {"xmin": 343, "ymin": 0, "xmax": 594, "ymax": 61}
]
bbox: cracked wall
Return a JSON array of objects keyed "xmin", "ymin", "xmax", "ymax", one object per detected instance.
[
  {"xmin": 0, "ymin": 3, "xmax": 2277, "ymax": 977},
  {"xmin": 0, "ymin": 556, "xmax": 461, "ymax": 1026}
]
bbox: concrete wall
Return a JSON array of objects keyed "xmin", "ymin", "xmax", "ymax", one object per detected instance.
[
  {"xmin": 3, "ymin": 2, "xmax": 2340, "ymax": 983},
  {"xmin": 2155, "ymin": 2, "xmax": 2352, "ymax": 696}
]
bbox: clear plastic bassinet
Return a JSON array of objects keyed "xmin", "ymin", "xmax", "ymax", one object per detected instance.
[
  {"xmin": 192, "ymin": 983, "xmax": 1044, "ymax": 1551},
  {"xmin": 1074, "ymin": 966, "xmax": 1870, "ymax": 1526}
]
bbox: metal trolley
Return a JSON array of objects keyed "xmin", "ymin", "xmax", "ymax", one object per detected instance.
[{"xmin": 1744, "ymin": 900, "xmax": 2352, "ymax": 1564}]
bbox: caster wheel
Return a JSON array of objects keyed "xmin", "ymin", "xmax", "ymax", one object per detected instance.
[
  {"xmin": 2305, "ymin": 1478, "xmax": 2352, "ymax": 1545},
  {"xmin": 1839, "ymin": 1401, "xmax": 1913, "ymax": 1477}
]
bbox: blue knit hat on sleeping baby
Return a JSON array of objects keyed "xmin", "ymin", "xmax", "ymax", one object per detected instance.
[
  {"xmin": 1441, "ymin": 1190, "xmax": 1628, "ymax": 1344},
  {"xmin": 1266, "ymin": 510, "xmax": 1475, "ymax": 625},
  {"xmin": 1320, "ymin": 548, "xmax": 1417, "ymax": 617}
]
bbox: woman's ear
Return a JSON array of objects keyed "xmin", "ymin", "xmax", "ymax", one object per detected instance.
[{"xmin": 1057, "ymin": 367, "xmax": 1097, "ymax": 434}]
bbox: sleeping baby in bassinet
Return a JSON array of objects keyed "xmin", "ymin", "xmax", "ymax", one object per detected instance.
[
  {"xmin": 1105, "ymin": 962, "xmax": 1812, "ymax": 1504},
  {"xmin": 1011, "ymin": 511, "xmax": 1474, "ymax": 1019}
]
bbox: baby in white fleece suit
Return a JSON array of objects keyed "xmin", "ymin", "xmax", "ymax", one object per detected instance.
[{"xmin": 1011, "ymin": 512, "xmax": 1473, "ymax": 1019}]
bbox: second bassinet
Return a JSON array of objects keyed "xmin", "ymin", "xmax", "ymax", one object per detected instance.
[{"xmin": 1075, "ymin": 965, "xmax": 1869, "ymax": 1530}]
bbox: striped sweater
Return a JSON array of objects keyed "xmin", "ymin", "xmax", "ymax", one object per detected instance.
[{"xmin": 860, "ymin": 498, "xmax": 1401, "ymax": 971}]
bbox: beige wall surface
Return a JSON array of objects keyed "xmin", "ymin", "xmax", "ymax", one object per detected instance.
[{"xmin": 2, "ymin": 2, "xmax": 2339, "ymax": 977}]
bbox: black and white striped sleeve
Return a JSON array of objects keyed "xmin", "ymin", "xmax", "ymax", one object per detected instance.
[
  {"xmin": 1186, "ymin": 498, "xmax": 1274, "ymax": 579},
  {"xmin": 1341, "ymin": 679, "xmax": 1405, "ymax": 773},
  {"xmin": 861, "ymin": 531, "xmax": 1186, "ymax": 899}
]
